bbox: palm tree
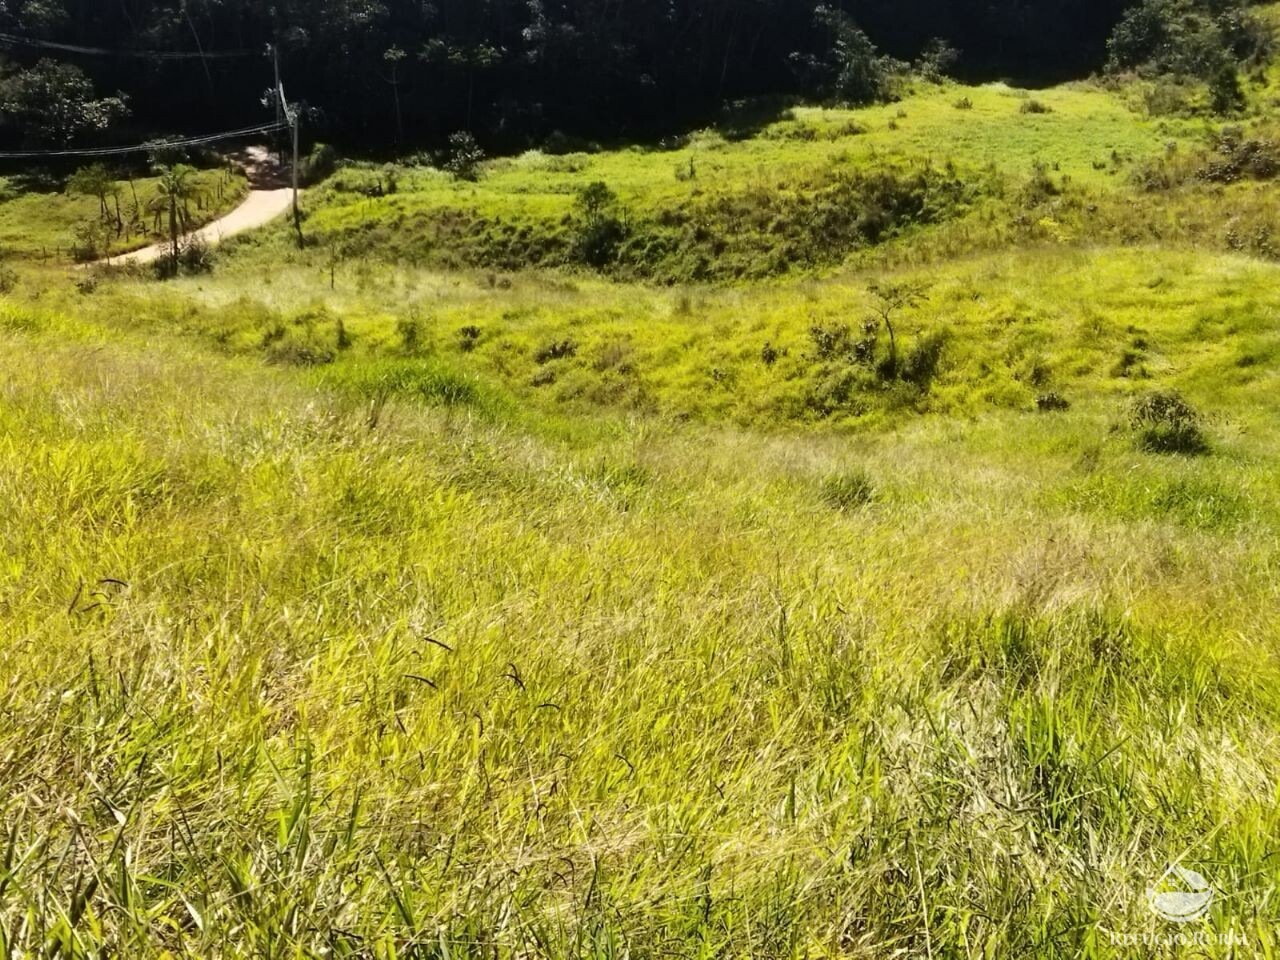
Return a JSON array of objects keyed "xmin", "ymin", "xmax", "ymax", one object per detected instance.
[{"xmin": 149, "ymin": 164, "xmax": 198, "ymax": 263}]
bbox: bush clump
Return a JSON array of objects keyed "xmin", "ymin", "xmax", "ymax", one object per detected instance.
[
  {"xmin": 572, "ymin": 182, "xmax": 627, "ymax": 268},
  {"xmin": 820, "ymin": 470, "xmax": 876, "ymax": 511},
  {"xmin": 444, "ymin": 132, "xmax": 485, "ymax": 181},
  {"xmin": 534, "ymin": 338, "xmax": 578, "ymax": 364},
  {"xmin": 1130, "ymin": 390, "xmax": 1209, "ymax": 454},
  {"xmin": 1036, "ymin": 393, "xmax": 1071, "ymax": 412},
  {"xmin": 1198, "ymin": 129, "xmax": 1280, "ymax": 183}
]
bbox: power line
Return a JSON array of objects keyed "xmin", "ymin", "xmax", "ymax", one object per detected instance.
[
  {"xmin": 0, "ymin": 31, "xmax": 260, "ymax": 60},
  {"xmin": 0, "ymin": 121, "xmax": 290, "ymax": 159}
]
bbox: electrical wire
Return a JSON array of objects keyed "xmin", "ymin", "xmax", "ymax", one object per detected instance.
[
  {"xmin": 0, "ymin": 121, "xmax": 290, "ymax": 159},
  {"xmin": 0, "ymin": 31, "xmax": 260, "ymax": 60}
]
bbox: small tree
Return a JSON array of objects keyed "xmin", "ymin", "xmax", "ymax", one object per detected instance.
[
  {"xmin": 867, "ymin": 281, "xmax": 929, "ymax": 374},
  {"xmin": 67, "ymin": 163, "xmax": 123, "ymax": 234},
  {"xmin": 916, "ymin": 37, "xmax": 960, "ymax": 82},
  {"xmin": 1209, "ymin": 64, "xmax": 1245, "ymax": 114},
  {"xmin": 383, "ymin": 46, "xmax": 407, "ymax": 143},
  {"xmin": 791, "ymin": 6, "xmax": 903, "ymax": 105},
  {"xmin": 149, "ymin": 164, "xmax": 199, "ymax": 265},
  {"xmin": 573, "ymin": 181, "xmax": 626, "ymax": 268},
  {"xmin": 444, "ymin": 132, "xmax": 485, "ymax": 181}
]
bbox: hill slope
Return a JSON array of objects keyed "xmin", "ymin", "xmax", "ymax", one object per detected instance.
[{"xmin": 1, "ymin": 69, "xmax": 1280, "ymax": 957}]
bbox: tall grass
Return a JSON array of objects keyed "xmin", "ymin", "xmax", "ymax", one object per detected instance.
[
  {"xmin": 0, "ymin": 324, "xmax": 1277, "ymax": 956},
  {"xmin": 2, "ymin": 63, "xmax": 1280, "ymax": 959}
]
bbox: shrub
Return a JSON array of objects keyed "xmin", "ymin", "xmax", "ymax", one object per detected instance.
[
  {"xmin": 1111, "ymin": 349, "xmax": 1148, "ymax": 379},
  {"xmin": 1143, "ymin": 79, "xmax": 1194, "ymax": 116},
  {"xmin": 1108, "ymin": 0, "xmax": 1270, "ymax": 79},
  {"xmin": 0, "ymin": 263, "xmax": 17, "ymax": 294},
  {"xmin": 457, "ymin": 325, "xmax": 483, "ymax": 352},
  {"xmin": 1130, "ymin": 390, "xmax": 1209, "ymax": 454},
  {"xmin": 1036, "ymin": 392, "xmax": 1071, "ymax": 412},
  {"xmin": 1198, "ymin": 130, "xmax": 1280, "ymax": 183},
  {"xmin": 1020, "ymin": 99, "xmax": 1053, "ymax": 115},
  {"xmin": 300, "ymin": 143, "xmax": 338, "ymax": 186},
  {"xmin": 820, "ymin": 470, "xmax": 875, "ymax": 511},
  {"xmin": 396, "ymin": 314, "xmax": 423, "ymax": 353},
  {"xmin": 793, "ymin": 7, "xmax": 904, "ymax": 105},
  {"xmin": 1021, "ymin": 163, "xmax": 1062, "ymax": 207},
  {"xmin": 1209, "ymin": 65, "xmax": 1246, "ymax": 114},
  {"xmin": 915, "ymin": 38, "xmax": 959, "ymax": 82},
  {"xmin": 573, "ymin": 182, "xmax": 626, "ymax": 268},
  {"xmin": 534, "ymin": 338, "xmax": 578, "ymax": 364},
  {"xmin": 178, "ymin": 235, "xmax": 214, "ymax": 274},
  {"xmin": 804, "ymin": 367, "xmax": 864, "ymax": 417},
  {"xmin": 444, "ymin": 132, "xmax": 485, "ymax": 181},
  {"xmin": 808, "ymin": 323, "xmax": 855, "ymax": 361},
  {"xmin": 900, "ymin": 331, "xmax": 947, "ymax": 386}
]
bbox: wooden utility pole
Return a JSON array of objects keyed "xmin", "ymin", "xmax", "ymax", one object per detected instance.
[
  {"xmin": 291, "ymin": 103, "xmax": 301, "ymax": 244},
  {"xmin": 276, "ymin": 71, "xmax": 302, "ymax": 247},
  {"xmin": 270, "ymin": 43, "xmax": 284, "ymax": 165}
]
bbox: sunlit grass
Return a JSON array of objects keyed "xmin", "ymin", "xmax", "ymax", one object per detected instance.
[
  {"xmin": 1, "ymin": 67, "xmax": 1279, "ymax": 959},
  {"xmin": 1, "ymin": 318, "xmax": 1278, "ymax": 955},
  {"xmin": 0, "ymin": 166, "xmax": 247, "ymax": 259}
]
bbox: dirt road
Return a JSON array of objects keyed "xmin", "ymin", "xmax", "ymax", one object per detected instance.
[
  {"xmin": 101, "ymin": 188, "xmax": 295, "ymax": 265},
  {"xmin": 97, "ymin": 146, "xmax": 297, "ymax": 266}
]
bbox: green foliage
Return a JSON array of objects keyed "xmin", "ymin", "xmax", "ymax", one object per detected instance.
[
  {"xmin": 148, "ymin": 164, "xmax": 199, "ymax": 265},
  {"xmin": 1130, "ymin": 389, "xmax": 1210, "ymax": 454},
  {"xmin": 0, "ymin": 58, "xmax": 128, "ymax": 145},
  {"xmin": 443, "ymin": 131, "xmax": 486, "ymax": 181},
  {"xmin": 1036, "ymin": 392, "xmax": 1071, "ymax": 412},
  {"xmin": 395, "ymin": 313, "xmax": 423, "ymax": 353},
  {"xmin": 1208, "ymin": 63, "xmax": 1246, "ymax": 114},
  {"xmin": 66, "ymin": 164, "xmax": 117, "ymax": 224},
  {"xmin": 573, "ymin": 181, "xmax": 627, "ymax": 268},
  {"xmin": 915, "ymin": 37, "xmax": 960, "ymax": 82},
  {"xmin": 4, "ymin": 62, "xmax": 1280, "ymax": 950},
  {"xmin": 1198, "ymin": 127, "xmax": 1280, "ymax": 182},
  {"xmin": 1108, "ymin": 0, "xmax": 1271, "ymax": 79},
  {"xmin": 796, "ymin": 6, "xmax": 905, "ymax": 105},
  {"xmin": 534, "ymin": 338, "xmax": 578, "ymax": 364},
  {"xmin": 820, "ymin": 469, "xmax": 876, "ymax": 510},
  {"xmin": 299, "ymin": 143, "xmax": 339, "ymax": 186}
]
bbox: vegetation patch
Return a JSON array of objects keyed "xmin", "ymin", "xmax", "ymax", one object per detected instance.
[{"xmin": 1129, "ymin": 389, "xmax": 1210, "ymax": 455}]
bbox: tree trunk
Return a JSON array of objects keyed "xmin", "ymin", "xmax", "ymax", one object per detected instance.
[{"xmin": 170, "ymin": 195, "xmax": 179, "ymax": 262}]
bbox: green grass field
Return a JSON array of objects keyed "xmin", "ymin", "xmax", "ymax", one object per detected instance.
[
  {"xmin": 0, "ymin": 166, "xmax": 247, "ymax": 261},
  {"xmin": 2, "ymin": 64, "xmax": 1280, "ymax": 958}
]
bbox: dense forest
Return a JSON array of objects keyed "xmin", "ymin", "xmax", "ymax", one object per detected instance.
[{"xmin": 0, "ymin": 0, "xmax": 1264, "ymax": 150}]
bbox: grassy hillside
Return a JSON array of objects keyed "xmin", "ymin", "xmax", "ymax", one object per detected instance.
[
  {"xmin": 292, "ymin": 81, "xmax": 1203, "ymax": 281},
  {"xmin": 0, "ymin": 166, "xmax": 248, "ymax": 261},
  {"xmin": 2, "ymin": 69, "xmax": 1280, "ymax": 957}
]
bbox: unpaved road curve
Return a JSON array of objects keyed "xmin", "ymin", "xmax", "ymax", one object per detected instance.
[{"xmin": 98, "ymin": 187, "xmax": 295, "ymax": 266}]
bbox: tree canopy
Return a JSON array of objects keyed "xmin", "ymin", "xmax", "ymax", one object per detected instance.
[{"xmin": 0, "ymin": 0, "xmax": 1260, "ymax": 152}]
